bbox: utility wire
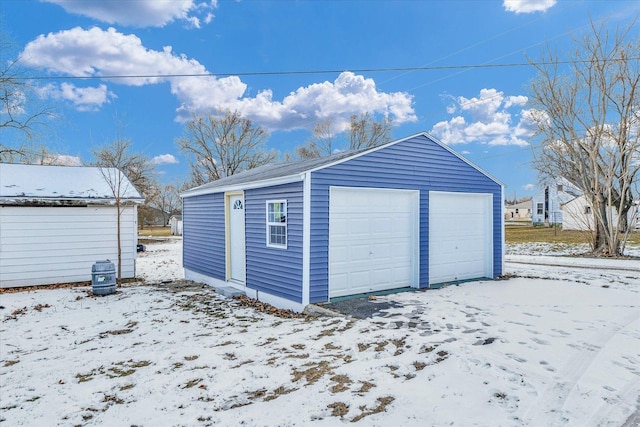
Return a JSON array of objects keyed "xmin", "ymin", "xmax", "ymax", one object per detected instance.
[{"xmin": 15, "ymin": 57, "xmax": 640, "ymax": 81}]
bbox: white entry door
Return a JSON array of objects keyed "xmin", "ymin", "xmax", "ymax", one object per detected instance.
[
  {"xmin": 428, "ymin": 191, "xmax": 493, "ymax": 285},
  {"xmin": 329, "ymin": 187, "xmax": 419, "ymax": 298},
  {"xmin": 228, "ymin": 193, "xmax": 246, "ymax": 283}
]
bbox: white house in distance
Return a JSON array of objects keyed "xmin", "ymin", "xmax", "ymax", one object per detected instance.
[
  {"xmin": 505, "ymin": 199, "xmax": 532, "ymax": 221},
  {"xmin": 531, "ymin": 177, "xmax": 583, "ymax": 225},
  {"xmin": 562, "ymin": 195, "xmax": 640, "ymax": 231},
  {"xmin": 0, "ymin": 163, "xmax": 144, "ymax": 288}
]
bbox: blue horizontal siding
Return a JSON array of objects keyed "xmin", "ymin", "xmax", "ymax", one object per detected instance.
[
  {"xmin": 245, "ymin": 182, "xmax": 303, "ymax": 303},
  {"xmin": 309, "ymin": 134, "xmax": 502, "ymax": 303},
  {"xmin": 183, "ymin": 193, "xmax": 225, "ymax": 280}
]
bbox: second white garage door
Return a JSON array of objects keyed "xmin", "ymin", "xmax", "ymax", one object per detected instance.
[
  {"xmin": 428, "ymin": 191, "xmax": 493, "ymax": 285},
  {"xmin": 329, "ymin": 187, "xmax": 419, "ymax": 298}
]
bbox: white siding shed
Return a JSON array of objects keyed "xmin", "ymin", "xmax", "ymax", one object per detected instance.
[{"xmin": 0, "ymin": 164, "xmax": 144, "ymax": 288}]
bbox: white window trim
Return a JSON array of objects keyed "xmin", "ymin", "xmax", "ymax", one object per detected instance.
[{"xmin": 266, "ymin": 199, "xmax": 287, "ymax": 249}]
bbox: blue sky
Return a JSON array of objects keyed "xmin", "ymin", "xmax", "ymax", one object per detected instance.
[{"xmin": 1, "ymin": 0, "xmax": 638, "ymax": 196}]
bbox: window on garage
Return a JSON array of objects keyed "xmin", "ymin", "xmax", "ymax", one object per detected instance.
[{"xmin": 266, "ymin": 200, "xmax": 287, "ymax": 248}]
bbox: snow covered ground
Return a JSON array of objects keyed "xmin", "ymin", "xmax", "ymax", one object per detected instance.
[{"xmin": 1, "ymin": 238, "xmax": 639, "ymax": 426}]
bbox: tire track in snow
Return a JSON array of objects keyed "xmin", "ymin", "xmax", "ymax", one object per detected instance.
[{"xmin": 522, "ymin": 309, "xmax": 640, "ymax": 426}]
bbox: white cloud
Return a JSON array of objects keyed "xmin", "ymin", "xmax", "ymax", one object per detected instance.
[
  {"xmin": 151, "ymin": 154, "xmax": 179, "ymax": 165},
  {"xmin": 43, "ymin": 0, "xmax": 217, "ymax": 28},
  {"xmin": 523, "ymin": 183, "xmax": 536, "ymax": 191},
  {"xmin": 503, "ymin": 0, "xmax": 556, "ymax": 14},
  {"xmin": 431, "ymin": 88, "xmax": 534, "ymax": 147},
  {"xmin": 35, "ymin": 83, "xmax": 113, "ymax": 111},
  {"xmin": 21, "ymin": 27, "xmax": 416, "ymax": 132},
  {"xmin": 461, "ymin": 150, "xmax": 471, "ymax": 155}
]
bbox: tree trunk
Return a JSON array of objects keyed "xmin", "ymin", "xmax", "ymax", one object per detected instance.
[{"xmin": 116, "ymin": 200, "xmax": 122, "ymax": 286}]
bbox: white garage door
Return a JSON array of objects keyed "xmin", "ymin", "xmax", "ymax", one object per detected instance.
[
  {"xmin": 429, "ymin": 191, "xmax": 493, "ymax": 285},
  {"xmin": 329, "ymin": 187, "xmax": 419, "ymax": 298}
]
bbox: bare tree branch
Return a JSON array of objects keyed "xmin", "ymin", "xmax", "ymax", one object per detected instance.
[
  {"xmin": 528, "ymin": 19, "xmax": 640, "ymax": 256},
  {"xmin": 177, "ymin": 110, "xmax": 276, "ymax": 186}
]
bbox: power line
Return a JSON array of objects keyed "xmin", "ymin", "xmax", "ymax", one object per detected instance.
[{"xmin": 15, "ymin": 57, "xmax": 639, "ymax": 81}]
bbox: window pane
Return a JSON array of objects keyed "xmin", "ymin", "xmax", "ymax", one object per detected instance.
[{"xmin": 269, "ymin": 225, "xmax": 286, "ymax": 245}]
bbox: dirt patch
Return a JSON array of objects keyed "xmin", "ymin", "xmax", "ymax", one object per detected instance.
[
  {"xmin": 235, "ymin": 295, "xmax": 305, "ymax": 319},
  {"xmin": 352, "ymin": 396, "xmax": 395, "ymax": 422}
]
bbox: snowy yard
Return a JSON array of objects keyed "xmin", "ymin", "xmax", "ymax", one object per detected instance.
[{"xmin": 1, "ymin": 238, "xmax": 639, "ymax": 426}]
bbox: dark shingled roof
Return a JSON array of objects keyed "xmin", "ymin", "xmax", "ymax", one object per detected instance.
[{"xmin": 185, "ymin": 148, "xmax": 364, "ymax": 193}]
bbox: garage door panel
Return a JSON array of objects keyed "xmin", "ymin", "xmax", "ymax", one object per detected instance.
[
  {"xmin": 329, "ymin": 187, "xmax": 419, "ymax": 297},
  {"xmin": 429, "ymin": 191, "xmax": 493, "ymax": 285}
]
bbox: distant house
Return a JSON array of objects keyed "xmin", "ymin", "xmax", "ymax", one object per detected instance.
[
  {"xmin": 181, "ymin": 132, "xmax": 504, "ymax": 312},
  {"xmin": 0, "ymin": 164, "xmax": 144, "ymax": 288},
  {"xmin": 505, "ymin": 199, "xmax": 532, "ymax": 221},
  {"xmin": 531, "ymin": 177, "xmax": 582, "ymax": 225},
  {"xmin": 562, "ymin": 195, "xmax": 640, "ymax": 231},
  {"xmin": 170, "ymin": 214, "xmax": 183, "ymax": 236}
]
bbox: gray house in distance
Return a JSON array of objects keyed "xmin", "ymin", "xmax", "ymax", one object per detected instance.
[{"xmin": 181, "ymin": 132, "xmax": 504, "ymax": 312}]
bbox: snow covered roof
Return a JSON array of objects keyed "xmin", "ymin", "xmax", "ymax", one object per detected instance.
[{"xmin": 0, "ymin": 163, "xmax": 144, "ymax": 205}]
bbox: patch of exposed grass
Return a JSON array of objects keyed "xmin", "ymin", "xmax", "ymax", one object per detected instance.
[
  {"xmin": 264, "ymin": 386, "xmax": 296, "ymax": 401},
  {"xmin": 337, "ymin": 320, "xmax": 357, "ymax": 332},
  {"xmin": 435, "ymin": 350, "xmax": 449, "ymax": 363},
  {"xmin": 3, "ymin": 360, "xmax": 19, "ymax": 367},
  {"xmin": 413, "ymin": 361, "xmax": 427, "ymax": 371},
  {"xmin": 183, "ymin": 378, "xmax": 202, "ymax": 389},
  {"xmin": 292, "ymin": 360, "xmax": 332, "ymax": 385},
  {"xmin": 232, "ymin": 359, "xmax": 254, "ymax": 368},
  {"xmin": 324, "ymin": 343, "xmax": 341, "ymax": 351},
  {"xmin": 506, "ymin": 225, "xmax": 593, "ymax": 244},
  {"xmin": 315, "ymin": 328, "xmax": 337, "ymax": 339},
  {"xmin": 374, "ymin": 341, "xmax": 388, "ymax": 352},
  {"xmin": 184, "ymin": 355, "xmax": 199, "ymax": 361},
  {"xmin": 351, "ymin": 396, "xmax": 395, "ymax": 422},
  {"xmin": 329, "ymin": 374, "xmax": 352, "ymax": 393},
  {"xmin": 328, "ymin": 401, "xmax": 349, "ymax": 417},
  {"xmin": 138, "ymin": 226, "xmax": 172, "ymax": 237},
  {"xmin": 357, "ymin": 343, "xmax": 371, "ymax": 352},
  {"xmin": 356, "ymin": 381, "xmax": 376, "ymax": 394}
]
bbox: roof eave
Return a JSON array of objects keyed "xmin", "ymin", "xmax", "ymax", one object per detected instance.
[{"xmin": 181, "ymin": 173, "xmax": 304, "ymax": 198}]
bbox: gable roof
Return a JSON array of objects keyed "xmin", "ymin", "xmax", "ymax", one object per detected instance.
[
  {"xmin": 182, "ymin": 132, "xmax": 503, "ymax": 198},
  {"xmin": 0, "ymin": 163, "xmax": 144, "ymax": 205}
]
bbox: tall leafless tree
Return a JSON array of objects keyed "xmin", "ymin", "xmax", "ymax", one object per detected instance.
[
  {"xmin": 0, "ymin": 32, "xmax": 54, "ymax": 159},
  {"xmin": 177, "ymin": 110, "xmax": 276, "ymax": 186},
  {"xmin": 528, "ymin": 20, "xmax": 640, "ymax": 256},
  {"xmin": 348, "ymin": 113, "xmax": 393, "ymax": 151},
  {"xmin": 93, "ymin": 138, "xmax": 153, "ymax": 284}
]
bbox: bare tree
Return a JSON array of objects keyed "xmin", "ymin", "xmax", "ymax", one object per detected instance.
[
  {"xmin": 528, "ymin": 20, "xmax": 640, "ymax": 256},
  {"xmin": 147, "ymin": 183, "xmax": 181, "ymax": 226},
  {"xmin": 296, "ymin": 118, "xmax": 336, "ymax": 159},
  {"xmin": 177, "ymin": 110, "xmax": 276, "ymax": 186},
  {"xmin": 93, "ymin": 138, "xmax": 153, "ymax": 284},
  {"xmin": 295, "ymin": 114, "xmax": 393, "ymax": 160},
  {"xmin": 0, "ymin": 31, "xmax": 54, "ymax": 155},
  {"xmin": 349, "ymin": 113, "xmax": 393, "ymax": 151}
]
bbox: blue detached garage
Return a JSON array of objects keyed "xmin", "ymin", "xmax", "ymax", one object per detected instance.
[{"xmin": 181, "ymin": 132, "xmax": 504, "ymax": 312}]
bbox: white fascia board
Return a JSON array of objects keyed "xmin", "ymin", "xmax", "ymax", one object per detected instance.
[
  {"xmin": 301, "ymin": 172, "xmax": 311, "ymax": 306},
  {"xmin": 306, "ymin": 131, "xmax": 505, "ymax": 188},
  {"xmin": 181, "ymin": 174, "xmax": 303, "ymax": 198}
]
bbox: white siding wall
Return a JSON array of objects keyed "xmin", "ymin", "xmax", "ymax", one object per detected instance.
[{"xmin": 0, "ymin": 205, "xmax": 137, "ymax": 287}]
